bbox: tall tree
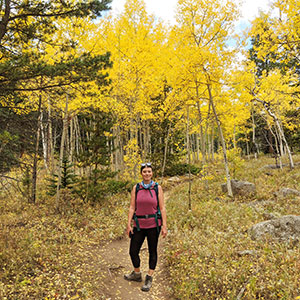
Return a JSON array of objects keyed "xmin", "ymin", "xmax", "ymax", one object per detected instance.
[
  {"xmin": 96, "ymin": 0, "xmax": 169, "ymax": 178},
  {"xmin": 168, "ymin": 0, "xmax": 240, "ymax": 196},
  {"xmin": 0, "ymin": 0, "xmax": 112, "ymax": 202}
]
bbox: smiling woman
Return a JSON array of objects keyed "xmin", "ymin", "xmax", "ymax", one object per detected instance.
[{"xmin": 124, "ymin": 163, "xmax": 167, "ymax": 292}]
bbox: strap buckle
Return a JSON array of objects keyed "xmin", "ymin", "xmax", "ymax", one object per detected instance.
[{"xmin": 144, "ymin": 214, "xmax": 149, "ymax": 219}]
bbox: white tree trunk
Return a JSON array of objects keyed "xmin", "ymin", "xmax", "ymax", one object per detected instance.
[
  {"xmin": 196, "ymin": 133, "xmax": 200, "ymax": 162},
  {"xmin": 69, "ymin": 116, "xmax": 75, "ymax": 164},
  {"xmin": 40, "ymin": 110, "xmax": 48, "ymax": 170},
  {"xmin": 270, "ymin": 125, "xmax": 282, "ymax": 169},
  {"xmin": 255, "ymin": 97, "xmax": 294, "ymax": 169},
  {"xmin": 47, "ymin": 98, "xmax": 54, "ymax": 172},
  {"xmin": 186, "ymin": 105, "xmax": 192, "ymax": 210},
  {"xmin": 251, "ymin": 109, "xmax": 259, "ymax": 158},
  {"xmin": 208, "ymin": 84, "xmax": 233, "ymax": 197},
  {"xmin": 56, "ymin": 95, "xmax": 68, "ymax": 209},
  {"xmin": 161, "ymin": 123, "xmax": 171, "ymax": 179}
]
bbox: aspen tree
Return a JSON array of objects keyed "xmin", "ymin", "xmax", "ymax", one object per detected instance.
[
  {"xmin": 168, "ymin": 0, "xmax": 239, "ymax": 196},
  {"xmin": 235, "ymin": 62, "xmax": 299, "ymax": 169},
  {"xmin": 95, "ymin": 0, "xmax": 169, "ymax": 177}
]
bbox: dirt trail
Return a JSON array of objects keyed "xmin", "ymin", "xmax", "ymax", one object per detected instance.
[
  {"xmin": 82, "ymin": 190, "xmax": 174, "ymax": 300},
  {"xmin": 93, "ymin": 236, "xmax": 173, "ymax": 300}
]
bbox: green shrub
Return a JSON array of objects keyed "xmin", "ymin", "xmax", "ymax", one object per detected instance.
[
  {"xmin": 164, "ymin": 163, "xmax": 201, "ymax": 177},
  {"xmin": 105, "ymin": 179, "xmax": 132, "ymax": 194}
]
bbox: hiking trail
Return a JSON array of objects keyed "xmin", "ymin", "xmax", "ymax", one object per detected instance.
[{"xmin": 80, "ymin": 192, "xmax": 174, "ymax": 300}]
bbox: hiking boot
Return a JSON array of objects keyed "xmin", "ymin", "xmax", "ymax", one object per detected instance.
[
  {"xmin": 124, "ymin": 271, "xmax": 142, "ymax": 282},
  {"xmin": 141, "ymin": 274, "xmax": 152, "ymax": 292}
]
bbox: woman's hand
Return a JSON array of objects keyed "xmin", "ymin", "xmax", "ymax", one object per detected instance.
[
  {"xmin": 127, "ymin": 224, "xmax": 133, "ymax": 238},
  {"xmin": 161, "ymin": 226, "xmax": 168, "ymax": 238}
]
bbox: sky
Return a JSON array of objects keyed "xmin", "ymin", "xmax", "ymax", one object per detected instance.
[{"xmin": 110, "ymin": 0, "xmax": 272, "ymax": 31}]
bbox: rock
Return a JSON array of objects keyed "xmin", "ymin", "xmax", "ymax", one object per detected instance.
[
  {"xmin": 265, "ymin": 172, "xmax": 273, "ymax": 176},
  {"xmin": 262, "ymin": 162, "xmax": 300, "ymax": 170},
  {"xmin": 275, "ymin": 188, "xmax": 300, "ymax": 198},
  {"xmin": 237, "ymin": 250, "xmax": 258, "ymax": 257},
  {"xmin": 221, "ymin": 179, "xmax": 256, "ymax": 196},
  {"xmin": 249, "ymin": 215, "xmax": 300, "ymax": 242},
  {"xmin": 262, "ymin": 164, "xmax": 287, "ymax": 169},
  {"xmin": 167, "ymin": 176, "xmax": 180, "ymax": 182}
]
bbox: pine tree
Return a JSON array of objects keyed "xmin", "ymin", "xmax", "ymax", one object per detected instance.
[
  {"xmin": 74, "ymin": 109, "xmax": 115, "ymax": 202},
  {"xmin": 47, "ymin": 156, "xmax": 77, "ymax": 196}
]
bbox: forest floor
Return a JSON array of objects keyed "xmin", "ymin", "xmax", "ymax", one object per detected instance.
[{"xmin": 2, "ymin": 157, "xmax": 300, "ymax": 299}]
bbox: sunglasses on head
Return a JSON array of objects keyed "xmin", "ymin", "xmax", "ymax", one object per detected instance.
[{"xmin": 141, "ymin": 162, "xmax": 152, "ymax": 167}]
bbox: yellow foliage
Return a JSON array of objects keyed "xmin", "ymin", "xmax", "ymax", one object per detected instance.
[{"xmin": 123, "ymin": 138, "xmax": 141, "ymax": 180}]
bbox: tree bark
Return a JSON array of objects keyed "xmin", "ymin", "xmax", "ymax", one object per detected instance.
[
  {"xmin": 233, "ymin": 125, "xmax": 236, "ymax": 149},
  {"xmin": 69, "ymin": 115, "xmax": 75, "ymax": 164},
  {"xmin": 161, "ymin": 123, "xmax": 171, "ymax": 179},
  {"xmin": 0, "ymin": 0, "xmax": 11, "ymax": 44},
  {"xmin": 196, "ymin": 133, "xmax": 200, "ymax": 162},
  {"xmin": 210, "ymin": 123, "xmax": 215, "ymax": 161},
  {"xmin": 31, "ymin": 94, "xmax": 42, "ymax": 203},
  {"xmin": 47, "ymin": 97, "xmax": 54, "ymax": 172},
  {"xmin": 196, "ymin": 98, "xmax": 206, "ymax": 164},
  {"xmin": 208, "ymin": 84, "xmax": 233, "ymax": 197},
  {"xmin": 186, "ymin": 105, "xmax": 192, "ymax": 211},
  {"xmin": 56, "ymin": 94, "xmax": 68, "ymax": 209},
  {"xmin": 255, "ymin": 97, "xmax": 294, "ymax": 169},
  {"xmin": 270, "ymin": 125, "xmax": 282, "ymax": 169},
  {"xmin": 251, "ymin": 109, "xmax": 259, "ymax": 159},
  {"xmin": 40, "ymin": 110, "xmax": 48, "ymax": 170}
]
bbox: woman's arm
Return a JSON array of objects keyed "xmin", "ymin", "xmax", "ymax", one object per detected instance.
[
  {"xmin": 126, "ymin": 185, "xmax": 136, "ymax": 237},
  {"xmin": 158, "ymin": 185, "xmax": 167, "ymax": 238}
]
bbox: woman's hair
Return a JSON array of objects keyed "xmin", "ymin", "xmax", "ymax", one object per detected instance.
[{"xmin": 140, "ymin": 162, "xmax": 152, "ymax": 173}]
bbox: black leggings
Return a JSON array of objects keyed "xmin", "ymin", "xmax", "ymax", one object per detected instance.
[{"xmin": 129, "ymin": 227, "xmax": 161, "ymax": 270}]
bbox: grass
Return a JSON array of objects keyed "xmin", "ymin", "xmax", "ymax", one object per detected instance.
[
  {"xmin": 0, "ymin": 187, "xmax": 129, "ymax": 299},
  {"xmin": 164, "ymin": 154, "xmax": 300, "ymax": 299},
  {"xmin": 1, "ymin": 154, "xmax": 300, "ymax": 299}
]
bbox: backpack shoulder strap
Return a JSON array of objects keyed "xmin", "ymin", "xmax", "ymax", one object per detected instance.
[
  {"xmin": 135, "ymin": 183, "xmax": 141, "ymax": 201},
  {"xmin": 136, "ymin": 182, "xmax": 141, "ymax": 192},
  {"xmin": 136, "ymin": 182, "xmax": 159, "ymax": 205},
  {"xmin": 153, "ymin": 182, "xmax": 159, "ymax": 208}
]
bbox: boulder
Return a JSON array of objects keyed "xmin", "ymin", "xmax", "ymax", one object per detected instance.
[
  {"xmin": 221, "ymin": 179, "xmax": 256, "ymax": 196},
  {"xmin": 167, "ymin": 176, "xmax": 180, "ymax": 182},
  {"xmin": 249, "ymin": 215, "xmax": 300, "ymax": 242},
  {"xmin": 275, "ymin": 188, "xmax": 300, "ymax": 198}
]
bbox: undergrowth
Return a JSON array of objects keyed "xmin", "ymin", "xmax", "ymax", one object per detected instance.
[
  {"xmin": 1, "ymin": 154, "xmax": 300, "ymax": 299},
  {"xmin": 0, "ymin": 188, "xmax": 128, "ymax": 299},
  {"xmin": 164, "ymin": 154, "xmax": 300, "ymax": 299}
]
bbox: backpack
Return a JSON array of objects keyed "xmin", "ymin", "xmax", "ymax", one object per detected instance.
[{"xmin": 133, "ymin": 182, "xmax": 161, "ymax": 232}]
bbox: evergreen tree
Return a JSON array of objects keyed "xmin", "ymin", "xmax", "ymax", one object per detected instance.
[
  {"xmin": 74, "ymin": 109, "xmax": 115, "ymax": 202},
  {"xmin": 0, "ymin": 0, "xmax": 112, "ymax": 175},
  {"xmin": 47, "ymin": 156, "xmax": 77, "ymax": 196}
]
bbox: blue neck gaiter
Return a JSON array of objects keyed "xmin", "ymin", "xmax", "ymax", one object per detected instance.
[{"xmin": 141, "ymin": 180, "xmax": 154, "ymax": 197}]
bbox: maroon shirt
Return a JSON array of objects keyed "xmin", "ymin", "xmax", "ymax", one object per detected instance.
[{"xmin": 134, "ymin": 186, "xmax": 162, "ymax": 229}]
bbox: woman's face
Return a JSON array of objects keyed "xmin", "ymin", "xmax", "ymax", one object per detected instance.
[{"xmin": 141, "ymin": 167, "xmax": 153, "ymax": 182}]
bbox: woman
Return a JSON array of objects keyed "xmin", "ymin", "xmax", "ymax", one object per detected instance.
[{"xmin": 124, "ymin": 163, "xmax": 167, "ymax": 292}]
